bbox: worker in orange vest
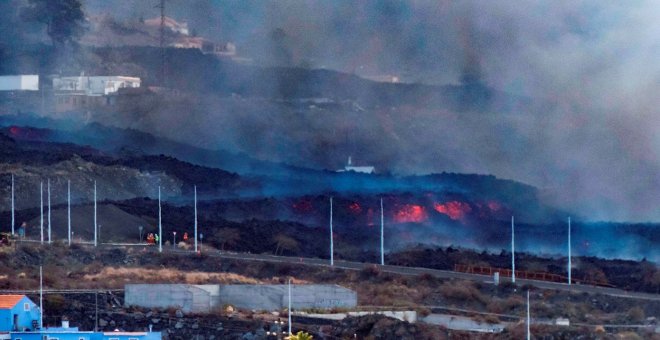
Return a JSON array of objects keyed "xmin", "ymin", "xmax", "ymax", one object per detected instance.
[{"xmin": 183, "ymin": 232, "xmax": 189, "ymax": 243}]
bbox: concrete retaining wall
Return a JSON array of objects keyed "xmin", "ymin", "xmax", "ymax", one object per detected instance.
[
  {"xmin": 219, "ymin": 284, "xmax": 357, "ymax": 311},
  {"xmin": 124, "ymin": 284, "xmax": 356, "ymax": 313},
  {"xmin": 125, "ymin": 284, "xmax": 219, "ymax": 313}
]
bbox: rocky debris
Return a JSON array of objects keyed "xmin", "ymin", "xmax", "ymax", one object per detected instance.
[{"xmin": 331, "ymin": 314, "xmax": 426, "ymax": 339}]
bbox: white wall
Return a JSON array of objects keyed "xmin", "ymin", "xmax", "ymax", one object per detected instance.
[
  {"xmin": 53, "ymin": 76, "xmax": 140, "ymax": 95},
  {"xmin": 0, "ymin": 75, "xmax": 39, "ymax": 91}
]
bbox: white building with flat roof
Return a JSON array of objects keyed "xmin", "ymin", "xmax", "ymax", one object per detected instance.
[
  {"xmin": 0, "ymin": 75, "xmax": 39, "ymax": 91},
  {"xmin": 53, "ymin": 75, "xmax": 140, "ymax": 96},
  {"xmin": 338, "ymin": 156, "xmax": 376, "ymax": 174}
]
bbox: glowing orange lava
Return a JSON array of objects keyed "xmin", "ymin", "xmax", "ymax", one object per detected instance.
[
  {"xmin": 433, "ymin": 201, "xmax": 472, "ymax": 220},
  {"xmin": 394, "ymin": 204, "xmax": 427, "ymax": 223},
  {"xmin": 487, "ymin": 201, "xmax": 502, "ymax": 211},
  {"xmin": 349, "ymin": 202, "xmax": 362, "ymax": 214},
  {"xmin": 292, "ymin": 199, "xmax": 313, "ymax": 213}
]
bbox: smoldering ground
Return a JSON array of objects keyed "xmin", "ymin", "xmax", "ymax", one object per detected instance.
[{"xmin": 2, "ymin": 0, "xmax": 658, "ymax": 222}]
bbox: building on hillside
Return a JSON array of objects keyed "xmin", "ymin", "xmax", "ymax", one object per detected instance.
[
  {"xmin": 0, "ymin": 295, "xmax": 41, "ymax": 332},
  {"xmin": 0, "ymin": 295, "xmax": 161, "ymax": 340},
  {"xmin": 144, "ymin": 16, "xmax": 189, "ymax": 35},
  {"xmin": 53, "ymin": 75, "xmax": 140, "ymax": 96},
  {"xmin": 337, "ymin": 157, "xmax": 376, "ymax": 174},
  {"xmin": 52, "ymin": 75, "xmax": 140, "ymax": 112},
  {"xmin": 9, "ymin": 326, "xmax": 161, "ymax": 340},
  {"xmin": 0, "ymin": 75, "xmax": 39, "ymax": 91},
  {"xmin": 201, "ymin": 42, "xmax": 237, "ymax": 57},
  {"xmin": 170, "ymin": 36, "xmax": 205, "ymax": 49}
]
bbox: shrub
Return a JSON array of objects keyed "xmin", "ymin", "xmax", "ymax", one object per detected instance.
[
  {"xmin": 438, "ymin": 281, "xmax": 487, "ymax": 305},
  {"xmin": 627, "ymin": 306, "xmax": 645, "ymax": 323}
]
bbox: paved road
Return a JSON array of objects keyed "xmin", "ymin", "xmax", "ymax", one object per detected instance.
[
  {"xmin": 13, "ymin": 239, "xmax": 660, "ymax": 301},
  {"xmin": 207, "ymin": 251, "xmax": 660, "ymax": 302}
]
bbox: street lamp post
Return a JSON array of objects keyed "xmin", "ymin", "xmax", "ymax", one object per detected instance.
[
  {"xmin": 139, "ymin": 225, "xmax": 144, "ymax": 243},
  {"xmin": 199, "ymin": 233, "xmax": 203, "ymax": 252},
  {"xmin": 173, "ymin": 231, "xmax": 177, "ymax": 248}
]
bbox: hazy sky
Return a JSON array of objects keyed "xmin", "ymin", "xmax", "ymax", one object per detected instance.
[{"xmin": 75, "ymin": 1, "xmax": 660, "ymax": 221}]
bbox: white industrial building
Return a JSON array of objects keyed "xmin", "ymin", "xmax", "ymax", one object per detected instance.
[
  {"xmin": 0, "ymin": 75, "xmax": 39, "ymax": 91},
  {"xmin": 53, "ymin": 75, "xmax": 140, "ymax": 96},
  {"xmin": 338, "ymin": 157, "xmax": 376, "ymax": 174}
]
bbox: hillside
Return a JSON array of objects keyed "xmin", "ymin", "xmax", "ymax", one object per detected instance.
[{"xmin": 0, "ymin": 120, "xmax": 658, "ymax": 264}]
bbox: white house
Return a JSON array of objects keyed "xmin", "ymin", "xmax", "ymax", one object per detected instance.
[
  {"xmin": 0, "ymin": 75, "xmax": 39, "ymax": 91},
  {"xmin": 53, "ymin": 75, "xmax": 140, "ymax": 96}
]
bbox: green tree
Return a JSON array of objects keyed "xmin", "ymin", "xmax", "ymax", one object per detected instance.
[{"xmin": 22, "ymin": 0, "xmax": 85, "ymax": 46}]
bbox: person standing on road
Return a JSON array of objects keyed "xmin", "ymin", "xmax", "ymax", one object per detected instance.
[{"xmin": 154, "ymin": 233, "xmax": 159, "ymax": 244}]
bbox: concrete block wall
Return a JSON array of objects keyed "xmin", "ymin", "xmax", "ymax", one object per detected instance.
[
  {"xmin": 218, "ymin": 284, "xmax": 357, "ymax": 311},
  {"xmin": 125, "ymin": 284, "xmax": 215, "ymax": 313},
  {"xmin": 125, "ymin": 284, "xmax": 356, "ymax": 313}
]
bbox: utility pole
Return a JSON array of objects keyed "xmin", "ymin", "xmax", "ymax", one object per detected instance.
[
  {"xmin": 95, "ymin": 291, "xmax": 98, "ymax": 331},
  {"xmin": 288, "ymin": 278, "xmax": 292, "ymax": 336},
  {"xmin": 526, "ymin": 290, "xmax": 531, "ymax": 340},
  {"xmin": 568, "ymin": 216, "xmax": 572, "ymax": 286},
  {"xmin": 158, "ymin": 186, "xmax": 162, "ymax": 253},
  {"xmin": 11, "ymin": 174, "xmax": 14, "ymax": 235},
  {"xmin": 40, "ymin": 181, "xmax": 43, "ymax": 244},
  {"xmin": 39, "ymin": 266, "xmax": 43, "ymax": 329},
  {"xmin": 94, "ymin": 181, "xmax": 97, "ymax": 247},
  {"xmin": 194, "ymin": 185, "xmax": 198, "ymax": 253},
  {"xmin": 329, "ymin": 197, "xmax": 334, "ymax": 266},
  {"xmin": 47, "ymin": 179, "xmax": 51, "ymax": 243},
  {"xmin": 67, "ymin": 180, "xmax": 71, "ymax": 246},
  {"xmin": 511, "ymin": 215, "xmax": 515, "ymax": 284},
  {"xmin": 380, "ymin": 197, "xmax": 384, "ymax": 265}
]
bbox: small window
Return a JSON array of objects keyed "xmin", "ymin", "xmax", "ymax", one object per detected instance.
[{"xmin": 24, "ymin": 303, "xmax": 30, "ymax": 311}]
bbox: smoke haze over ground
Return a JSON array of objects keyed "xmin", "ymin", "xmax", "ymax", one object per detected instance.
[{"xmin": 2, "ymin": 1, "xmax": 659, "ymax": 222}]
